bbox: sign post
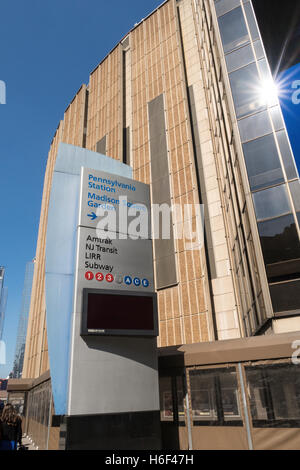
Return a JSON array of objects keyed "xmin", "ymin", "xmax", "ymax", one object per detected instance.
[{"xmin": 66, "ymin": 166, "xmax": 161, "ymax": 449}]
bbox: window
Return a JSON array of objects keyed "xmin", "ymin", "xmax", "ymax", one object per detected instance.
[
  {"xmin": 258, "ymin": 213, "xmax": 300, "ymax": 265},
  {"xmin": 276, "ymin": 130, "xmax": 299, "ymax": 181},
  {"xmin": 270, "ymin": 279, "xmax": 300, "ymax": 313},
  {"xmin": 176, "ymin": 376, "xmax": 185, "ymax": 423},
  {"xmin": 253, "ymin": 40, "xmax": 264, "ymax": 60},
  {"xmin": 225, "ymin": 44, "xmax": 255, "ymax": 73},
  {"xmin": 243, "ymin": 1, "xmax": 260, "ymax": 41},
  {"xmin": 229, "ymin": 63, "xmax": 266, "ymax": 118},
  {"xmin": 189, "ymin": 368, "xmax": 242, "ymax": 426},
  {"xmin": 159, "ymin": 375, "xmax": 186, "ymax": 424},
  {"xmin": 252, "ymin": 185, "xmax": 291, "ymax": 222},
  {"xmin": 289, "ymin": 180, "xmax": 300, "ymax": 225},
  {"xmin": 159, "ymin": 377, "xmax": 173, "ymax": 422},
  {"xmin": 238, "ymin": 110, "xmax": 272, "ymax": 143},
  {"xmin": 246, "ymin": 363, "xmax": 300, "ymax": 427},
  {"xmin": 257, "ymin": 58, "xmax": 273, "ymax": 84},
  {"xmin": 190, "ymin": 372, "xmax": 218, "ymax": 422},
  {"xmin": 218, "ymin": 7, "xmax": 249, "ymax": 54},
  {"xmin": 243, "ymin": 133, "xmax": 284, "ymax": 191},
  {"xmin": 270, "ymin": 106, "xmax": 284, "ymax": 131},
  {"xmin": 8, "ymin": 394, "xmax": 25, "ymax": 416},
  {"xmin": 215, "ymin": 0, "xmax": 241, "ymax": 17}
]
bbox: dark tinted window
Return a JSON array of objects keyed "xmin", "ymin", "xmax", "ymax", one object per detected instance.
[
  {"xmin": 270, "ymin": 279, "xmax": 300, "ymax": 313},
  {"xmin": 289, "ymin": 180, "xmax": 300, "ymax": 225},
  {"xmin": 159, "ymin": 377, "xmax": 173, "ymax": 422},
  {"xmin": 266, "ymin": 258, "xmax": 300, "ymax": 283},
  {"xmin": 246, "ymin": 363, "xmax": 300, "ymax": 427},
  {"xmin": 189, "ymin": 368, "xmax": 242, "ymax": 426},
  {"xmin": 159, "ymin": 375, "xmax": 185, "ymax": 423},
  {"xmin": 258, "ymin": 214, "xmax": 300, "ymax": 264}
]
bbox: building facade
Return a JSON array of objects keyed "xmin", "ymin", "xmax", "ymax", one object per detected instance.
[
  {"xmin": 0, "ymin": 267, "xmax": 8, "ymax": 341},
  {"xmin": 12, "ymin": 260, "xmax": 35, "ymax": 379},
  {"xmin": 18, "ymin": 0, "xmax": 300, "ymax": 449}
]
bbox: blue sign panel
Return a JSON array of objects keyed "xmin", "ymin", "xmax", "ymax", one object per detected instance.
[{"xmin": 278, "ymin": 61, "xmax": 300, "ymax": 174}]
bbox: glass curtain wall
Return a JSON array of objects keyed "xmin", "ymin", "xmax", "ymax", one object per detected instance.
[{"xmin": 214, "ymin": 0, "xmax": 300, "ymax": 315}]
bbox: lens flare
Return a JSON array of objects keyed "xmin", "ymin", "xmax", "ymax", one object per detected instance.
[{"xmin": 258, "ymin": 79, "xmax": 279, "ymax": 106}]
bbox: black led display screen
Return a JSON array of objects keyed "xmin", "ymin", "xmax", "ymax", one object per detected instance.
[{"xmin": 81, "ymin": 289, "xmax": 158, "ymax": 336}]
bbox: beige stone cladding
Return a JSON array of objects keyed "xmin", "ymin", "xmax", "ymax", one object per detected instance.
[
  {"xmin": 86, "ymin": 47, "xmax": 122, "ymax": 160},
  {"xmin": 177, "ymin": 0, "xmax": 240, "ymax": 340},
  {"xmin": 22, "ymin": 87, "xmax": 87, "ymax": 379},
  {"xmin": 130, "ymin": 0, "xmax": 214, "ymax": 346}
]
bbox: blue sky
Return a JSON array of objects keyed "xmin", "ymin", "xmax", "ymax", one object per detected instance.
[{"xmin": 0, "ymin": 0, "xmax": 163, "ymax": 378}]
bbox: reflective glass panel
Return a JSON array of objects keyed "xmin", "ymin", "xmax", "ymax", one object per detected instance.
[
  {"xmin": 215, "ymin": 0, "xmax": 241, "ymax": 17},
  {"xmin": 257, "ymin": 58, "xmax": 272, "ymax": 82},
  {"xmin": 266, "ymin": 257, "xmax": 300, "ymax": 283},
  {"xmin": 270, "ymin": 279, "xmax": 300, "ymax": 313},
  {"xmin": 257, "ymin": 59, "xmax": 278, "ymax": 107},
  {"xmin": 252, "ymin": 185, "xmax": 291, "ymax": 221},
  {"xmin": 258, "ymin": 213, "xmax": 300, "ymax": 264},
  {"xmin": 176, "ymin": 376, "xmax": 185, "ymax": 422},
  {"xmin": 189, "ymin": 368, "xmax": 242, "ymax": 425},
  {"xmin": 190, "ymin": 370, "xmax": 218, "ymax": 422},
  {"xmin": 229, "ymin": 62, "xmax": 266, "ymax": 118},
  {"xmin": 246, "ymin": 363, "xmax": 300, "ymax": 427},
  {"xmin": 238, "ymin": 110, "xmax": 272, "ymax": 142},
  {"xmin": 159, "ymin": 377, "xmax": 173, "ymax": 421},
  {"xmin": 289, "ymin": 180, "xmax": 300, "ymax": 225},
  {"xmin": 219, "ymin": 369, "xmax": 242, "ymax": 422},
  {"xmin": 218, "ymin": 7, "xmax": 249, "ymax": 54},
  {"xmin": 243, "ymin": 133, "xmax": 284, "ymax": 191},
  {"xmin": 243, "ymin": 1, "xmax": 260, "ymax": 40},
  {"xmin": 226, "ymin": 44, "xmax": 254, "ymax": 73},
  {"xmin": 270, "ymin": 106, "xmax": 285, "ymax": 131},
  {"xmin": 276, "ymin": 130, "xmax": 299, "ymax": 180},
  {"xmin": 253, "ymin": 40, "xmax": 265, "ymax": 60}
]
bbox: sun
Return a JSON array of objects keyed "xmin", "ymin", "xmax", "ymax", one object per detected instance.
[{"xmin": 258, "ymin": 78, "xmax": 279, "ymax": 106}]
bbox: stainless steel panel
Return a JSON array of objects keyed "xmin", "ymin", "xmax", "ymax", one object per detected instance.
[{"xmin": 76, "ymin": 226, "xmax": 155, "ymax": 294}]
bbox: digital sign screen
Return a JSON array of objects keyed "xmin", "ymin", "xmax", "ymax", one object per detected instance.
[{"xmin": 81, "ymin": 289, "xmax": 158, "ymax": 336}]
